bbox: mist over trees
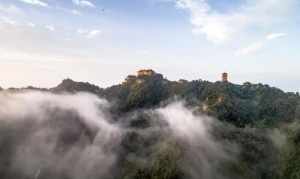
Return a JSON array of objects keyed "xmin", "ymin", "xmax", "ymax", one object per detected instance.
[{"xmin": 1, "ymin": 70, "xmax": 300, "ymax": 179}]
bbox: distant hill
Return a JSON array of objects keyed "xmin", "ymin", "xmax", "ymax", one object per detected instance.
[{"xmin": 51, "ymin": 78, "xmax": 104, "ymax": 94}]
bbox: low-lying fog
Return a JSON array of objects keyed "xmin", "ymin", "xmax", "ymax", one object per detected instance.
[{"xmin": 0, "ymin": 91, "xmax": 279, "ymax": 179}]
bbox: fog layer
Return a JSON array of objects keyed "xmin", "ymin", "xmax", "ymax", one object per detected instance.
[{"xmin": 0, "ymin": 91, "xmax": 275, "ymax": 179}]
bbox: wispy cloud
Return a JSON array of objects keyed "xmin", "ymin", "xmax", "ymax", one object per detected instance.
[
  {"xmin": 72, "ymin": 0, "xmax": 95, "ymax": 8},
  {"xmin": 0, "ymin": 4, "xmax": 23, "ymax": 15},
  {"xmin": 77, "ymin": 29, "xmax": 102, "ymax": 38},
  {"xmin": 87, "ymin": 30, "xmax": 101, "ymax": 38},
  {"xmin": 71, "ymin": 9, "xmax": 82, "ymax": 15},
  {"xmin": 173, "ymin": 0, "xmax": 296, "ymax": 44},
  {"xmin": 27, "ymin": 22, "xmax": 36, "ymax": 28},
  {"xmin": 45, "ymin": 25, "xmax": 55, "ymax": 31},
  {"xmin": 55, "ymin": 6, "xmax": 82, "ymax": 16},
  {"xmin": 266, "ymin": 33, "xmax": 287, "ymax": 40},
  {"xmin": 235, "ymin": 42, "xmax": 264, "ymax": 56},
  {"xmin": 236, "ymin": 32, "xmax": 288, "ymax": 56},
  {"xmin": 18, "ymin": 0, "xmax": 48, "ymax": 7}
]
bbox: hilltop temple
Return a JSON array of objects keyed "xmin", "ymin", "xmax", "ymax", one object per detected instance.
[
  {"xmin": 222, "ymin": 72, "xmax": 228, "ymax": 82},
  {"xmin": 137, "ymin": 69, "xmax": 156, "ymax": 77},
  {"xmin": 123, "ymin": 69, "xmax": 160, "ymax": 84}
]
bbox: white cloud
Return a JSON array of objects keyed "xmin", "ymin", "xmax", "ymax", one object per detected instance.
[
  {"xmin": 71, "ymin": 9, "xmax": 82, "ymax": 15},
  {"xmin": 236, "ymin": 32, "xmax": 288, "ymax": 56},
  {"xmin": 87, "ymin": 30, "xmax": 101, "ymax": 38},
  {"xmin": 27, "ymin": 22, "xmax": 36, "ymax": 28},
  {"xmin": 173, "ymin": 0, "xmax": 296, "ymax": 44},
  {"xmin": 0, "ymin": 4, "xmax": 23, "ymax": 15},
  {"xmin": 72, "ymin": 0, "xmax": 95, "ymax": 8},
  {"xmin": 18, "ymin": 0, "xmax": 48, "ymax": 7},
  {"xmin": 235, "ymin": 41, "xmax": 264, "ymax": 56},
  {"xmin": 45, "ymin": 25, "xmax": 55, "ymax": 31},
  {"xmin": 77, "ymin": 29, "xmax": 102, "ymax": 38},
  {"xmin": 266, "ymin": 33, "xmax": 287, "ymax": 40},
  {"xmin": 55, "ymin": 6, "xmax": 82, "ymax": 16}
]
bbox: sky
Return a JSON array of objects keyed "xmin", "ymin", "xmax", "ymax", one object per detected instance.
[{"xmin": 0, "ymin": 0, "xmax": 299, "ymax": 91}]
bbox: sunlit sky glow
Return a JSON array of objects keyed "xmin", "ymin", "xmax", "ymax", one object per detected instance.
[{"xmin": 0, "ymin": 0, "xmax": 300, "ymax": 91}]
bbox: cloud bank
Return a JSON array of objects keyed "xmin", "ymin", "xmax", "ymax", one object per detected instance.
[
  {"xmin": 156, "ymin": 102, "xmax": 235, "ymax": 179},
  {"xmin": 0, "ymin": 91, "xmax": 121, "ymax": 179}
]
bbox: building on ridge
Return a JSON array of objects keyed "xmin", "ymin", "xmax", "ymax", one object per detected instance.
[
  {"xmin": 222, "ymin": 72, "xmax": 228, "ymax": 82},
  {"xmin": 137, "ymin": 69, "xmax": 155, "ymax": 77}
]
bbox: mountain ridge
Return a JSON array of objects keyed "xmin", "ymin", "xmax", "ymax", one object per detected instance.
[
  {"xmin": 1, "ymin": 70, "xmax": 299, "ymax": 127},
  {"xmin": 1, "ymin": 70, "xmax": 294, "ymax": 94}
]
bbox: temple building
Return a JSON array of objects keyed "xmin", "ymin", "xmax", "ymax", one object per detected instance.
[
  {"xmin": 222, "ymin": 72, "xmax": 228, "ymax": 82},
  {"xmin": 137, "ymin": 69, "xmax": 155, "ymax": 77}
]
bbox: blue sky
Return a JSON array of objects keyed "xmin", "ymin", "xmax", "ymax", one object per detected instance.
[{"xmin": 0, "ymin": 0, "xmax": 300, "ymax": 91}]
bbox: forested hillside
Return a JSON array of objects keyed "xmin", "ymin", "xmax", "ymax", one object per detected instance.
[{"xmin": 52, "ymin": 70, "xmax": 300, "ymax": 127}]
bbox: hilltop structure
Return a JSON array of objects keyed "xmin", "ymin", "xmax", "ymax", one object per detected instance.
[
  {"xmin": 222, "ymin": 72, "xmax": 228, "ymax": 82},
  {"xmin": 124, "ymin": 69, "xmax": 162, "ymax": 84},
  {"xmin": 124, "ymin": 75, "xmax": 137, "ymax": 83},
  {"xmin": 137, "ymin": 69, "xmax": 155, "ymax": 77}
]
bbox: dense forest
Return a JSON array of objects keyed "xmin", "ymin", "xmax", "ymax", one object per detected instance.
[{"xmin": 1, "ymin": 70, "xmax": 300, "ymax": 179}]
